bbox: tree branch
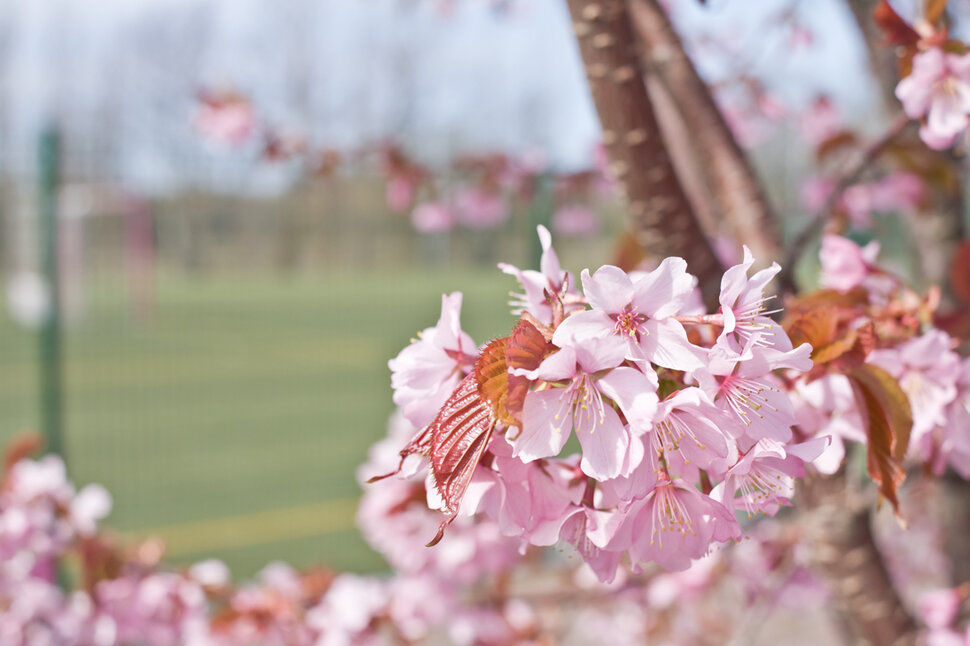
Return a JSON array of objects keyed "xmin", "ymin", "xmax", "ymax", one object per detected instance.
[
  {"xmin": 566, "ymin": 0, "xmax": 724, "ymax": 303},
  {"xmin": 799, "ymin": 470, "xmax": 918, "ymax": 645},
  {"xmin": 846, "ymin": 0, "xmax": 902, "ymax": 112},
  {"xmin": 628, "ymin": 0, "xmax": 782, "ymax": 265},
  {"xmin": 779, "ymin": 113, "xmax": 909, "ymax": 292}
]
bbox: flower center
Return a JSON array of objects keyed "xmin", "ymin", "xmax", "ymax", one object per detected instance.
[
  {"xmin": 718, "ymin": 375, "xmax": 778, "ymax": 427},
  {"xmin": 612, "ymin": 305, "xmax": 647, "ymax": 340},
  {"xmin": 649, "ymin": 482, "xmax": 696, "ymax": 548},
  {"xmin": 554, "ymin": 374, "xmax": 607, "ymax": 435},
  {"xmin": 735, "ymin": 463, "xmax": 793, "ymax": 518}
]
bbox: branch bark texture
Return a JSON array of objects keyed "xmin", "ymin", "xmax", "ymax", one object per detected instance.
[
  {"xmin": 566, "ymin": 0, "xmax": 723, "ymax": 302},
  {"xmin": 628, "ymin": 0, "xmax": 782, "ymax": 265},
  {"xmin": 800, "ymin": 472, "xmax": 918, "ymax": 645}
]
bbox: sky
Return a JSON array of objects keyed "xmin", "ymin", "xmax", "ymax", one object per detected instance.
[{"xmin": 0, "ymin": 0, "xmax": 877, "ymax": 195}]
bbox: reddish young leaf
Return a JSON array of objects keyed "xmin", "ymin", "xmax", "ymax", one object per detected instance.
[
  {"xmin": 828, "ymin": 321, "xmax": 877, "ymax": 371},
  {"xmin": 3, "ymin": 432, "xmax": 44, "ymax": 475},
  {"xmin": 950, "ymin": 240, "xmax": 970, "ymax": 303},
  {"xmin": 476, "ymin": 336, "xmax": 514, "ymax": 425},
  {"xmin": 785, "ymin": 308, "xmax": 840, "ymax": 353},
  {"xmin": 426, "ymin": 372, "xmax": 497, "ymax": 545},
  {"xmin": 873, "ymin": 0, "xmax": 921, "ymax": 47},
  {"xmin": 504, "ymin": 319, "xmax": 554, "ymax": 424},
  {"xmin": 366, "ymin": 423, "xmax": 433, "ymax": 483},
  {"xmin": 847, "ymin": 364, "xmax": 913, "ymax": 518},
  {"xmin": 812, "ymin": 327, "xmax": 859, "ymax": 366}
]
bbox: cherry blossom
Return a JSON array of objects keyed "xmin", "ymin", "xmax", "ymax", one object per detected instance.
[
  {"xmin": 554, "ymin": 259, "xmax": 704, "ymax": 371},
  {"xmin": 552, "ymin": 204, "xmax": 599, "ymax": 236},
  {"xmin": 512, "ymin": 334, "xmax": 658, "ymax": 480},
  {"xmin": 497, "ymin": 224, "xmax": 574, "ymax": 326},
  {"xmin": 896, "ymin": 47, "xmax": 970, "ymax": 150},
  {"xmin": 388, "ymin": 292, "xmax": 477, "ymax": 427},
  {"xmin": 410, "ymin": 201, "xmax": 455, "ymax": 234},
  {"xmin": 819, "ymin": 234, "xmax": 881, "ymax": 293},
  {"xmin": 608, "ymin": 475, "xmax": 740, "ymax": 571}
]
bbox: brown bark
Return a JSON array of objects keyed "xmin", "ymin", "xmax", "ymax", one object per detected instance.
[
  {"xmin": 800, "ymin": 471, "xmax": 918, "ymax": 646},
  {"xmin": 566, "ymin": 0, "xmax": 723, "ymax": 303},
  {"xmin": 628, "ymin": 0, "xmax": 781, "ymax": 265},
  {"xmin": 846, "ymin": 0, "xmax": 902, "ymax": 113},
  {"xmin": 643, "ymin": 74, "xmax": 721, "ymax": 245}
]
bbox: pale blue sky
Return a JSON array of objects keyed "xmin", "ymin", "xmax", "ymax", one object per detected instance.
[{"xmin": 0, "ymin": 0, "xmax": 882, "ymax": 193}]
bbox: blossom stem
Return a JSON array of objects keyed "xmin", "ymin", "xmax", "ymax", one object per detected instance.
[{"xmin": 674, "ymin": 313, "xmax": 725, "ymax": 326}]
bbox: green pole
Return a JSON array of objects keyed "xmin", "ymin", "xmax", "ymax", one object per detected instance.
[
  {"xmin": 38, "ymin": 125, "xmax": 64, "ymax": 460},
  {"xmin": 528, "ymin": 172, "xmax": 553, "ymax": 270}
]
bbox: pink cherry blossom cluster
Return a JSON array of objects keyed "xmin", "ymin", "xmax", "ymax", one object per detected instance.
[
  {"xmin": 8, "ymin": 440, "xmax": 968, "ymax": 646},
  {"xmin": 896, "ymin": 47, "xmax": 970, "ymax": 150},
  {"xmin": 793, "ymin": 235, "xmax": 970, "ymax": 478},
  {"xmin": 0, "ymin": 452, "xmax": 456, "ymax": 646},
  {"xmin": 360, "ymin": 404, "xmax": 835, "ymax": 644},
  {"xmin": 193, "ymin": 91, "xmax": 258, "ymax": 148},
  {"xmin": 384, "ymin": 226, "xmax": 821, "ymax": 581},
  {"xmin": 384, "ymin": 147, "xmax": 611, "ymax": 237}
]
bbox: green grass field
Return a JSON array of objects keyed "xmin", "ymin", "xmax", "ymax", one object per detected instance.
[{"xmin": 0, "ymin": 266, "xmax": 518, "ymax": 578}]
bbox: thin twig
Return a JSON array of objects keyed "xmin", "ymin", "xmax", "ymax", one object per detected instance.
[{"xmin": 779, "ymin": 113, "xmax": 910, "ymax": 293}]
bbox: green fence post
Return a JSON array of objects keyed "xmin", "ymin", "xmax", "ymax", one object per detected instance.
[{"xmin": 38, "ymin": 125, "xmax": 64, "ymax": 461}]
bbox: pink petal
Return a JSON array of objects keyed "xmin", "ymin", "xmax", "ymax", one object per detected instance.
[
  {"xmin": 640, "ymin": 318, "xmax": 705, "ymax": 371},
  {"xmin": 576, "ymin": 405, "xmax": 630, "ymax": 480},
  {"xmin": 581, "ymin": 265, "xmax": 634, "ymax": 313},
  {"xmin": 718, "ymin": 246, "xmax": 756, "ymax": 308},
  {"xmin": 553, "ymin": 309, "xmax": 615, "ymax": 345},
  {"xmin": 532, "ymin": 346, "xmax": 578, "ymax": 382},
  {"xmin": 585, "ymin": 508, "xmax": 626, "ymax": 549},
  {"xmin": 896, "ymin": 74, "xmax": 933, "ymax": 118},
  {"xmin": 632, "ymin": 257, "xmax": 694, "ymax": 319},
  {"xmin": 573, "ymin": 335, "xmax": 629, "ymax": 373},
  {"xmin": 537, "ymin": 225, "xmax": 565, "ymax": 283},
  {"xmin": 596, "ymin": 366, "xmax": 659, "ymax": 434},
  {"xmin": 927, "ymin": 93, "xmax": 969, "ymax": 139},
  {"xmin": 786, "ymin": 435, "xmax": 831, "ymax": 463},
  {"xmin": 514, "ymin": 388, "xmax": 573, "ymax": 462}
]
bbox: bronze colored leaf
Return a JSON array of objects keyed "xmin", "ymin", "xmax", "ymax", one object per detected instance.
[
  {"xmin": 812, "ymin": 327, "xmax": 859, "ymax": 366},
  {"xmin": 427, "ymin": 372, "xmax": 496, "ymax": 545},
  {"xmin": 786, "ymin": 308, "xmax": 840, "ymax": 353},
  {"xmin": 950, "ymin": 240, "xmax": 970, "ymax": 303},
  {"xmin": 504, "ymin": 319, "xmax": 554, "ymax": 425},
  {"xmin": 847, "ymin": 364, "xmax": 914, "ymax": 517},
  {"xmin": 476, "ymin": 336, "xmax": 515, "ymax": 425}
]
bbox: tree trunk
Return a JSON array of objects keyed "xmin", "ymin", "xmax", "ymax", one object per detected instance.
[
  {"xmin": 800, "ymin": 471, "xmax": 918, "ymax": 645},
  {"xmin": 566, "ymin": 0, "xmax": 723, "ymax": 303},
  {"xmin": 628, "ymin": 0, "xmax": 781, "ymax": 266}
]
